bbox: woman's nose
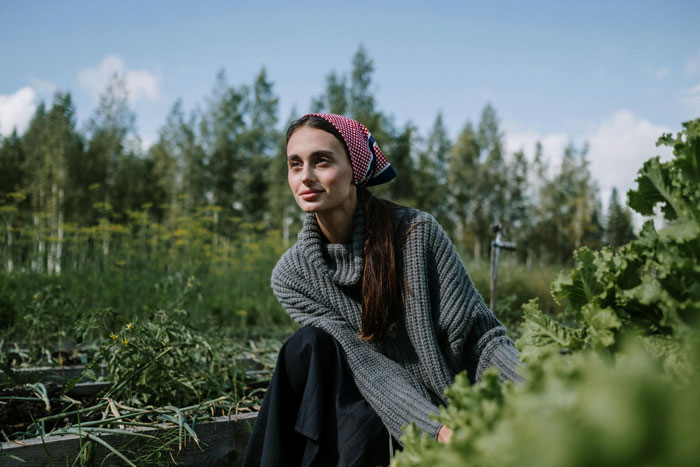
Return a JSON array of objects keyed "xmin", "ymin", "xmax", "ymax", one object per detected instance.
[{"xmin": 301, "ymin": 165, "xmax": 315, "ymax": 183}]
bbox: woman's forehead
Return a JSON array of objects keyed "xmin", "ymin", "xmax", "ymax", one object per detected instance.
[{"xmin": 287, "ymin": 126, "xmax": 346, "ymax": 156}]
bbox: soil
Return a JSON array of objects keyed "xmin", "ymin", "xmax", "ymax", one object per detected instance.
[{"xmin": 0, "ymin": 383, "xmax": 99, "ymax": 436}]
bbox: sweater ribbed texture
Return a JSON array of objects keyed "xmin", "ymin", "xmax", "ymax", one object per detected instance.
[{"xmin": 271, "ymin": 204, "xmax": 523, "ymax": 442}]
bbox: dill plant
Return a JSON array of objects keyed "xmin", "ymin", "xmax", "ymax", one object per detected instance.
[{"xmin": 83, "ymin": 308, "xmax": 243, "ymax": 408}]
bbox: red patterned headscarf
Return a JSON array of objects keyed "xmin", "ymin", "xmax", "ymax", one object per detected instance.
[{"xmin": 304, "ymin": 113, "xmax": 397, "ymax": 187}]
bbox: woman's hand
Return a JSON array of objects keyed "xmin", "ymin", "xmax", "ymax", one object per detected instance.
[{"xmin": 437, "ymin": 425, "xmax": 452, "ymax": 443}]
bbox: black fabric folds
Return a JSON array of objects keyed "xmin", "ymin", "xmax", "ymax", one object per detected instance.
[{"xmin": 244, "ymin": 326, "xmax": 393, "ymax": 467}]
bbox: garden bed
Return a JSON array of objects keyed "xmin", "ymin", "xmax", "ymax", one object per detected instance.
[{"xmin": 1, "ymin": 411, "xmax": 258, "ymax": 466}]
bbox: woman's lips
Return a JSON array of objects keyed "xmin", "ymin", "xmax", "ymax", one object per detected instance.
[{"xmin": 300, "ymin": 190, "xmax": 321, "ymax": 201}]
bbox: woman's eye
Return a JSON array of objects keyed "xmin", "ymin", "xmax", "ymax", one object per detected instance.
[{"xmin": 289, "ymin": 161, "xmax": 301, "ymax": 169}]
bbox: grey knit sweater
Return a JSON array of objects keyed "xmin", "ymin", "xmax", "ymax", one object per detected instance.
[{"xmin": 271, "ymin": 204, "xmax": 523, "ymax": 442}]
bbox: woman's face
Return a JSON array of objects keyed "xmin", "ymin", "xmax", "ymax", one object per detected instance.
[{"xmin": 286, "ymin": 126, "xmax": 355, "ymax": 215}]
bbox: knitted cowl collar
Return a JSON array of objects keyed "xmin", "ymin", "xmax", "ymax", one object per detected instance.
[
  {"xmin": 304, "ymin": 113, "xmax": 397, "ymax": 187},
  {"xmin": 297, "ymin": 204, "xmax": 365, "ymax": 286}
]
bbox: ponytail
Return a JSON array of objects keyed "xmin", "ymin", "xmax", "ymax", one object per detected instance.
[{"xmin": 359, "ymin": 188, "xmax": 405, "ymax": 341}]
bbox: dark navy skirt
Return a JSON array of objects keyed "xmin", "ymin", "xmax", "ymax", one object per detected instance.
[{"xmin": 243, "ymin": 326, "xmax": 394, "ymax": 467}]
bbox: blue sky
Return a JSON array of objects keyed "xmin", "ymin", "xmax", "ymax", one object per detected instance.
[{"xmin": 2, "ymin": 0, "xmax": 699, "ymax": 209}]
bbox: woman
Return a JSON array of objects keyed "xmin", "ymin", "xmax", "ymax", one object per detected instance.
[{"xmin": 244, "ymin": 114, "xmax": 523, "ymax": 467}]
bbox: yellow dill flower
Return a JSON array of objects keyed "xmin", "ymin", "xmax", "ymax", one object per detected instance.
[
  {"xmin": 109, "ymin": 332, "xmax": 118, "ymax": 340},
  {"xmin": 126, "ymin": 323, "xmax": 133, "ymax": 331},
  {"xmin": 121, "ymin": 337, "xmax": 129, "ymax": 345},
  {"xmin": 33, "ymin": 293, "xmax": 39, "ymax": 300}
]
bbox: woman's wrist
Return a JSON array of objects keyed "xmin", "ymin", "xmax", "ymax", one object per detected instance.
[{"xmin": 437, "ymin": 425, "xmax": 452, "ymax": 443}]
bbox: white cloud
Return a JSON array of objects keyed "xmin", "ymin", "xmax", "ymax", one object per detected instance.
[
  {"xmin": 503, "ymin": 123, "xmax": 570, "ymax": 179},
  {"xmin": 140, "ymin": 132, "xmax": 157, "ymax": 153},
  {"xmin": 0, "ymin": 86, "xmax": 37, "ymax": 136},
  {"xmin": 586, "ymin": 110, "xmax": 672, "ymax": 208},
  {"xmin": 78, "ymin": 55, "xmax": 160, "ymax": 103},
  {"xmin": 504, "ymin": 111, "xmax": 673, "ymax": 227},
  {"xmin": 685, "ymin": 49, "xmax": 700, "ymax": 76},
  {"xmin": 505, "ymin": 128, "xmax": 569, "ymax": 162}
]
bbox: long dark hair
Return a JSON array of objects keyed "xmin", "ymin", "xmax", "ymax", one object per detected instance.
[{"xmin": 286, "ymin": 115, "xmax": 404, "ymax": 341}]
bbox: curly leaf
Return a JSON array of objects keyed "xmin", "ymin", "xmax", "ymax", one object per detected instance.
[
  {"xmin": 516, "ymin": 299, "xmax": 585, "ymax": 364},
  {"xmin": 658, "ymin": 220, "xmax": 700, "ymax": 243},
  {"xmin": 551, "ymin": 247, "xmax": 603, "ymax": 311},
  {"xmin": 627, "ymin": 157, "xmax": 681, "ymax": 220},
  {"xmin": 623, "ymin": 278, "xmax": 665, "ymax": 306},
  {"xmin": 580, "ymin": 303, "xmax": 622, "ymax": 348}
]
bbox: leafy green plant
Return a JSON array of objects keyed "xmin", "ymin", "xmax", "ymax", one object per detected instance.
[
  {"xmin": 393, "ymin": 336, "xmax": 700, "ymax": 467},
  {"xmin": 518, "ymin": 119, "xmax": 699, "ymax": 368},
  {"xmin": 85, "ymin": 308, "xmax": 243, "ymax": 408},
  {"xmin": 2, "ymin": 283, "xmax": 78, "ymax": 365},
  {"xmin": 393, "ymin": 119, "xmax": 700, "ymax": 466}
]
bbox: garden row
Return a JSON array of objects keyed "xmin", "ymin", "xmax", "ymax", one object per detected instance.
[{"xmin": 1, "ymin": 322, "xmax": 283, "ymax": 466}]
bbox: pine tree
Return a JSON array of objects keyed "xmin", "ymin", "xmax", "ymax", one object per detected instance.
[
  {"xmin": 532, "ymin": 142, "xmax": 602, "ymax": 264},
  {"xmin": 415, "ymin": 113, "xmax": 452, "ymax": 232},
  {"xmin": 448, "ymin": 120, "xmax": 480, "ymax": 252},
  {"xmin": 0, "ymin": 130, "xmax": 26, "ymax": 198},
  {"xmin": 240, "ymin": 68, "xmax": 279, "ymax": 224},
  {"xmin": 84, "ymin": 73, "xmax": 137, "ymax": 222},
  {"xmin": 606, "ymin": 187, "xmax": 635, "ymax": 249},
  {"xmin": 148, "ymin": 100, "xmax": 186, "ymax": 222},
  {"xmin": 506, "ymin": 149, "xmax": 532, "ymax": 263},
  {"xmin": 383, "ymin": 122, "xmax": 417, "ymax": 205},
  {"xmin": 19, "ymin": 93, "xmax": 84, "ymax": 272},
  {"xmin": 349, "ymin": 45, "xmax": 376, "ymax": 126},
  {"xmin": 266, "ymin": 110, "xmax": 300, "ymax": 242},
  {"xmin": 469, "ymin": 103, "xmax": 507, "ymax": 259},
  {"xmin": 311, "ymin": 71, "xmax": 348, "ymax": 115},
  {"xmin": 203, "ymin": 70, "xmax": 247, "ymax": 237}
]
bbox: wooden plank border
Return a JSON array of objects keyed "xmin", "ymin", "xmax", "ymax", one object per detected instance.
[
  {"xmin": 0, "ymin": 357, "xmax": 265, "ymax": 385},
  {"xmin": 0, "ymin": 411, "xmax": 258, "ymax": 466}
]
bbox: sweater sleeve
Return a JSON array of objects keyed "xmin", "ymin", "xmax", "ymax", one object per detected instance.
[
  {"xmin": 271, "ymin": 257, "xmax": 443, "ymax": 441},
  {"xmin": 421, "ymin": 215, "xmax": 525, "ymax": 384}
]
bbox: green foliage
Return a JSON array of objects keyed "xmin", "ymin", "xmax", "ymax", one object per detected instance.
[
  {"xmin": 463, "ymin": 259, "xmax": 565, "ymax": 334},
  {"xmin": 394, "ymin": 119, "xmax": 700, "ymax": 466},
  {"xmin": 393, "ymin": 338, "xmax": 700, "ymax": 467},
  {"xmin": 0, "ymin": 46, "xmax": 613, "ymax": 276},
  {"xmin": 606, "ymin": 187, "xmax": 636, "ymax": 249},
  {"xmin": 415, "ymin": 113, "xmax": 452, "ymax": 231},
  {"xmin": 83, "ymin": 308, "xmax": 242, "ymax": 408},
  {"xmin": 517, "ymin": 120, "xmax": 700, "ymax": 361},
  {"xmin": 19, "ymin": 284, "xmax": 75, "ymax": 357},
  {"xmin": 0, "ymin": 205, "xmax": 293, "ymax": 352},
  {"xmin": 628, "ymin": 120, "xmax": 700, "ymax": 221},
  {"xmin": 515, "ymin": 298, "xmax": 585, "ymax": 362}
]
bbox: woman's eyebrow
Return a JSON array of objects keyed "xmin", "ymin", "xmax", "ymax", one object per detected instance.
[
  {"xmin": 287, "ymin": 149, "xmax": 336, "ymax": 160},
  {"xmin": 310, "ymin": 149, "xmax": 335, "ymax": 158}
]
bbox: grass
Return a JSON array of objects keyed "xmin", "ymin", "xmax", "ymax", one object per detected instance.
[
  {"xmin": 462, "ymin": 257, "xmax": 567, "ymax": 338},
  {"xmin": 0, "ymin": 206, "xmax": 294, "ymax": 347},
  {"xmin": 0, "ymin": 205, "xmax": 565, "ymax": 355},
  {"xmin": 0, "ymin": 206, "xmax": 566, "ymax": 463}
]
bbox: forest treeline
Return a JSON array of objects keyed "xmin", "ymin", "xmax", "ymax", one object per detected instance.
[{"xmin": 1, "ymin": 46, "xmax": 635, "ymax": 270}]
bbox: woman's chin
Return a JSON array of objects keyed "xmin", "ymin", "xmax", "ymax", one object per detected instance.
[{"xmin": 295, "ymin": 201, "xmax": 321, "ymax": 213}]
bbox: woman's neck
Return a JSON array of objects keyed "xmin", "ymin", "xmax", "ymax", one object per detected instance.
[{"xmin": 315, "ymin": 190, "xmax": 358, "ymax": 244}]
